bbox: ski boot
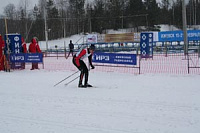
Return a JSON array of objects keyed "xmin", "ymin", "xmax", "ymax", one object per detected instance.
[
  {"xmin": 78, "ymin": 82, "xmax": 86, "ymax": 88},
  {"xmin": 85, "ymin": 83, "xmax": 93, "ymax": 87}
]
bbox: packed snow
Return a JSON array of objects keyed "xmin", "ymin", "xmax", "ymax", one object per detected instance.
[
  {"xmin": 0, "ymin": 68, "xmax": 200, "ymax": 133},
  {"xmin": 1, "ymin": 27, "xmax": 200, "ymax": 132}
]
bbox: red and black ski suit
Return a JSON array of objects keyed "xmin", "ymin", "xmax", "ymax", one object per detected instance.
[{"xmin": 73, "ymin": 48, "xmax": 94, "ymax": 86}]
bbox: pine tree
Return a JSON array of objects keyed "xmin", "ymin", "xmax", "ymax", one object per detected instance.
[
  {"xmin": 92, "ymin": 0, "xmax": 106, "ymax": 33},
  {"xmin": 125, "ymin": 0, "xmax": 146, "ymax": 29},
  {"xmin": 143, "ymin": 0, "xmax": 160, "ymax": 29},
  {"xmin": 46, "ymin": 0, "xmax": 61, "ymax": 39},
  {"xmin": 160, "ymin": 0, "xmax": 171, "ymax": 24},
  {"xmin": 69, "ymin": 0, "xmax": 85, "ymax": 34}
]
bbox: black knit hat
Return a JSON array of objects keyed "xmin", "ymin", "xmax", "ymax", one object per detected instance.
[{"xmin": 90, "ymin": 44, "xmax": 95, "ymax": 50}]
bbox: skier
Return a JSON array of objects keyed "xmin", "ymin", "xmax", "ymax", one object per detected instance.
[
  {"xmin": 66, "ymin": 40, "xmax": 74, "ymax": 59},
  {"xmin": 72, "ymin": 44, "xmax": 95, "ymax": 88}
]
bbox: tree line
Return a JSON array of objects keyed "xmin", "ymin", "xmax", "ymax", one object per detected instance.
[{"xmin": 0, "ymin": 0, "xmax": 199, "ymax": 42}]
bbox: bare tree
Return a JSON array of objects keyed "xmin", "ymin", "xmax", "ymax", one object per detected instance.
[{"xmin": 4, "ymin": 4, "xmax": 16, "ymax": 19}]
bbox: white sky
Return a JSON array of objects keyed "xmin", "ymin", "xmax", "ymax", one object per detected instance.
[{"xmin": 0, "ymin": 0, "xmax": 37, "ymax": 15}]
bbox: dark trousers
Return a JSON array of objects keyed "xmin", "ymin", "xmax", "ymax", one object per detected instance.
[
  {"xmin": 72, "ymin": 57, "xmax": 88, "ymax": 85},
  {"xmin": 31, "ymin": 63, "xmax": 39, "ymax": 70},
  {"xmin": 66, "ymin": 50, "xmax": 73, "ymax": 58},
  {"xmin": 21, "ymin": 63, "xmax": 25, "ymax": 69}
]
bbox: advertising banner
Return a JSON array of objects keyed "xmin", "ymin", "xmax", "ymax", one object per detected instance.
[
  {"xmin": 92, "ymin": 52, "xmax": 137, "ymax": 65},
  {"xmin": 140, "ymin": 33, "xmax": 153, "ymax": 58},
  {"xmin": 105, "ymin": 33, "xmax": 134, "ymax": 43},
  {"xmin": 158, "ymin": 30, "xmax": 200, "ymax": 42},
  {"xmin": 10, "ymin": 53, "xmax": 43, "ymax": 63},
  {"xmin": 4, "ymin": 34, "xmax": 22, "ymax": 54},
  {"xmin": 4, "ymin": 34, "xmax": 22, "ymax": 69},
  {"xmin": 87, "ymin": 34, "xmax": 98, "ymax": 43}
]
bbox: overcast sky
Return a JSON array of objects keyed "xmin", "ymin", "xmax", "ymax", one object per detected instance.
[
  {"xmin": 0, "ymin": 0, "xmax": 37, "ymax": 15},
  {"xmin": 0, "ymin": 0, "xmax": 189, "ymax": 16}
]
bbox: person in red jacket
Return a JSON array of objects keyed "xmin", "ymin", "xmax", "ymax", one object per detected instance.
[
  {"xmin": 22, "ymin": 37, "xmax": 27, "ymax": 53},
  {"xmin": 21, "ymin": 37, "xmax": 27, "ymax": 69},
  {"xmin": 0, "ymin": 34, "xmax": 5, "ymax": 71},
  {"xmin": 29, "ymin": 37, "xmax": 41, "ymax": 70},
  {"xmin": 72, "ymin": 44, "xmax": 95, "ymax": 88}
]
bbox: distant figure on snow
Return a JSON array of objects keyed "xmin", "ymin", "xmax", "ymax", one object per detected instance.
[{"xmin": 66, "ymin": 40, "xmax": 74, "ymax": 59}]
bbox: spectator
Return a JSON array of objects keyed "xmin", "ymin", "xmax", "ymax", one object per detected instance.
[
  {"xmin": 21, "ymin": 37, "xmax": 27, "ymax": 69},
  {"xmin": 29, "ymin": 37, "xmax": 41, "ymax": 70},
  {"xmin": 66, "ymin": 40, "xmax": 74, "ymax": 59},
  {"xmin": 0, "ymin": 34, "xmax": 5, "ymax": 71}
]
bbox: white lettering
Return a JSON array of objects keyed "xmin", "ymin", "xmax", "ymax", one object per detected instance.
[
  {"xmin": 161, "ymin": 34, "xmax": 175, "ymax": 38},
  {"xmin": 96, "ymin": 55, "xmax": 109, "ymax": 61},
  {"xmin": 15, "ymin": 42, "xmax": 20, "ymax": 48},
  {"xmin": 15, "ymin": 49, "xmax": 20, "ymax": 53},
  {"xmin": 15, "ymin": 56, "xmax": 24, "ymax": 60}
]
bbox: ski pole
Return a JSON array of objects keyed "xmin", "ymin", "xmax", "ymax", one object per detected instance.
[
  {"xmin": 64, "ymin": 68, "xmax": 93, "ymax": 86},
  {"xmin": 64, "ymin": 67, "xmax": 94, "ymax": 86},
  {"xmin": 53, "ymin": 71, "xmax": 79, "ymax": 87},
  {"xmin": 64, "ymin": 76, "xmax": 79, "ymax": 86}
]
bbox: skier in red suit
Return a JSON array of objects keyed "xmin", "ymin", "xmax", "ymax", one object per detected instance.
[
  {"xmin": 73, "ymin": 44, "xmax": 95, "ymax": 88},
  {"xmin": 29, "ymin": 37, "xmax": 41, "ymax": 70}
]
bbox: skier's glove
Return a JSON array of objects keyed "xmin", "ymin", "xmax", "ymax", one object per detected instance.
[
  {"xmin": 78, "ymin": 66, "xmax": 82, "ymax": 71},
  {"xmin": 91, "ymin": 65, "xmax": 95, "ymax": 69}
]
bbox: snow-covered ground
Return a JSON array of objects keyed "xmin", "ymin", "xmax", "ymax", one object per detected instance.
[
  {"xmin": 1, "ymin": 25, "xmax": 200, "ymax": 132},
  {"xmin": 0, "ymin": 69, "xmax": 200, "ymax": 133}
]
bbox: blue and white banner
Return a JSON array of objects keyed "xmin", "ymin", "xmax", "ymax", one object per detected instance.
[
  {"xmin": 92, "ymin": 52, "xmax": 137, "ymax": 65},
  {"xmin": 140, "ymin": 33, "xmax": 153, "ymax": 58},
  {"xmin": 158, "ymin": 30, "xmax": 200, "ymax": 42},
  {"xmin": 10, "ymin": 53, "xmax": 43, "ymax": 63},
  {"xmin": 4, "ymin": 34, "xmax": 22, "ymax": 54}
]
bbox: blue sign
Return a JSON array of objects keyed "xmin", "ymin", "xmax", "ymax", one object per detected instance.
[
  {"xmin": 158, "ymin": 30, "xmax": 200, "ymax": 42},
  {"xmin": 92, "ymin": 52, "xmax": 137, "ymax": 65},
  {"xmin": 4, "ymin": 34, "xmax": 22, "ymax": 69},
  {"xmin": 4, "ymin": 34, "xmax": 22, "ymax": 54},
  {"xmin": 10, "ymin": 53, "xmax": 43, "ymax": 63},
  {"xmin": 140, "ymin": 33, "xmax": 153, "ymax": 58}
]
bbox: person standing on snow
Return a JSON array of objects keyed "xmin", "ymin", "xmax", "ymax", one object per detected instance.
[
  {"xmin": 66, "ymin": 40, "xmax": 74, "ymax": 59},
  {"xmin": 0, "ymin": 34, "xmax": 5, "ymax": 71},
  {"xmin": 72, "ymin": 44, "xmax": 95, "ymax": 88},
  {"xmin": 21, "ymin": 37, "xmax": 27, "ymax": 69},
  {"xmin": 29, "ymin": 37, "xmax": 41, "ymax": 70}
]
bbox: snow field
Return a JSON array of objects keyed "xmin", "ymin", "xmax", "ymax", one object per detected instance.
[{"xmin": 0, "ymin": 70, "xmax": 200, "ymax": 133}]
